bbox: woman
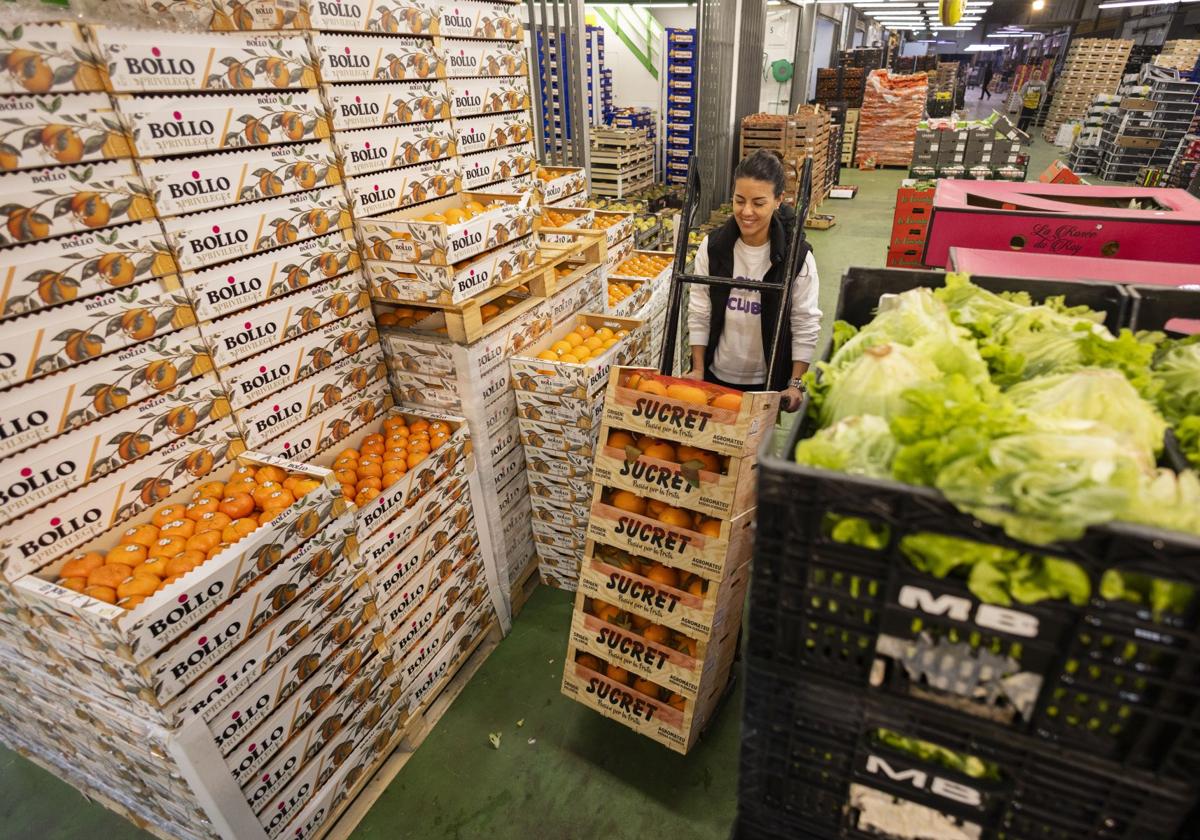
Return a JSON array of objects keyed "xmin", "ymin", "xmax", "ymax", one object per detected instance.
[{"xmin": 687, "ymin": 149, "xmax": 821, "ymax": 412}]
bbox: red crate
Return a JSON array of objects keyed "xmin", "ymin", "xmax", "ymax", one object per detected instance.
[{"xmin": 885, "ymin": 245, "xmax": 925, "ymax": 268}]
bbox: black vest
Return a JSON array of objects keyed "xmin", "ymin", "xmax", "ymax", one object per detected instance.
[{"xmin": 703, "ymin": 204, "xmax": 810, "ymax": 390}]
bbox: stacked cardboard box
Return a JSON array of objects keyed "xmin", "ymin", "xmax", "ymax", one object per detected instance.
[
  {"xmin": 909, "ymin": 112, "xmax": 1030, "ymax": 180},
  {"xmin": 855, "ymin": 70, "xmax": 928, "ymax": 168},
  {"xmin": 510, "ymin": 315, "xmax": 649, "ymax": 589},
  {"xmin": 562, "ymin": 369, "xmax": 776, "ymax": 753},
  {"xmin": 740, "ymin": 107, "xmax": 831, "ymax": 209},
  {"xmin": 841, "ymin": 108, "xmax": 859, "ymax": 165},
  {"xmin": 585, "ymin": 25, "xmax": 613, "ymax": 127},
  {"xmin": 885, "ymin": 180, "xmax": 935, "ymax": 269},
  {"xmin": 665, "ymin": 28, "xmax": 697, "ymax": 187},
  {"xmin": 1154, "ymin": 39, "xmax": 1200, "ymax": 73},
  {"xmin": 1043, "ymin": 38, "xmax": 1133, "ymax": 143},
  {"xmin": 815, "ymin": 66, "xmax": 867, "ymax": 109},
  {"xmin": 590, "ymin": 127, "xmax": 654, "ymax": 198}
]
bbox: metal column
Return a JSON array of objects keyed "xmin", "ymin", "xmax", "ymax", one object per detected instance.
[{"xmin": 526, "ymin": 0, "xmax": 589, "ymax": 168}]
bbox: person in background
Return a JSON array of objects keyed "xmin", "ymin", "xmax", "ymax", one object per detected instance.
[
  {"xmin": 687, "ymin": 150, "xmax": 822, "ymax": 412},
  {"xmin": 1018, "ymin": 77, "xmax": 1047, "ymax": 131},
  {"xmin": 981, "ymin": 63, "xmax": 994, "ymax": 100}
]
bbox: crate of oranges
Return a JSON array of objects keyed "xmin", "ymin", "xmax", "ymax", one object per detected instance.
[
  {"xmin": 364, "ymin": 233, "xmax": 538, "ymax": 306},
  {"xmin": 610, "ymin": 250, "xmax": 673, "ymax": 286},
  {"xmin": 602, "ymin": 368, "xmax": 781, "ymax": 458},
  {"xmin": 540, "ymin": 207, "xmax": 594, "ymax": 244},
  {"xmin": 585, "ymin": 210, "xmax": 634, "ymax": 249},
  {"xmin": 355, "ymin": 191, "xmax": 534, "ymax": 265},
  {"xmin": 561, "ymin": 643, "xmax": 732, "ymax": 755},
  {"xmin": 535, "ymin": 165, "xmax": 587, "ymax": 205},
  {"xmin": 315, "ymin": 408, "xmax": 472, "ymax": 541},
  {"xmin": 575, "ymin": 541, "xmax": 751, "ymax": 640},
  {"xmin": 509, "ymin": 314, "xmax": 647, "ymax": 399},
  {"xmin": 591, "ymin": 426, "xmax": 758, "ymax": 519},
  {"xmin": 11, "ymin": 453, "xmax": 346, "ymax": 672},
  {"xmin": 586, "ymin": 486, "xmax": 755, "ymax": 583},
  {"xmin": 570, "ymin": 588, "xmax": 741, "ymax": 700}
]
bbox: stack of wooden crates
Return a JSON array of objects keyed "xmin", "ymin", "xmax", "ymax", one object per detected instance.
[
  {"xmin": 1043, "ymin": 38, "xmax": 1134, "ymax": 143},
  {"xmin": 738, "ymin": 106, "xmax": 832, "ymax": 212}
]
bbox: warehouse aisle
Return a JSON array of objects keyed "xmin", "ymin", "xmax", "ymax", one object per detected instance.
[{"xmin": 0, "ymin": 138, "xmax": 1071, "ymax": 840}]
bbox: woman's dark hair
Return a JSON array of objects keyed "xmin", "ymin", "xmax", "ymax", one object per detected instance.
[{"xmin": 733, "ymin": 149, "xmax": 787, "ymax": 197}]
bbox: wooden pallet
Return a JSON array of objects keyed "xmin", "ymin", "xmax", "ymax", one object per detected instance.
[
  {"xmin": 317, "ymin": 621, "xmax": 503, "ymax": 840},
  {"xmin": 372, "ymin": 232, "xmax": 604, "ymax": 343},
  {"xmin": 589, "ymin": 145, "xmax": 654, "ymax": 168},
  {"xmin": 590, "ymin": 128, "xmax": 648, "ymax": 147},
  {"xmin": 508, "ymin": 552, "xmax": 541, "ymax": 620},
  {"xmin": 591, "ymin": 176, "xmax": 654, "ymax": 198}
]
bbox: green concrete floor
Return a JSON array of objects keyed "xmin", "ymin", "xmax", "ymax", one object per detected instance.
[{"xmin": 0, "ymin": 95, "xmax": 1076, "ymax": 840}]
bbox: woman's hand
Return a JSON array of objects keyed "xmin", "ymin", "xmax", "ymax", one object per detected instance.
[{"xmin": 780, "ymin": 386, "xmax": 804, "ymax": 412}]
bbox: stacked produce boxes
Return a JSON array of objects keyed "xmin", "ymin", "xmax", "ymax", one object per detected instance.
[
  {"xmin": 611, "ymin": 106, "xmax": 658, "ymax": 180},
  {"xmin": 1042, "ymin": 38, "xmax": 1133, "ymax": 143},
  {"xmin": 589, "ymin": 127, "xmax": 654, "ymax": 198},
  {"xmin": 535, "ymin": 28, "xmax": 572, "ymax": 157},
  {"xmin": 584, "ymin": 25, "xmax": 612, "ymax": 127},
  {"xmin": 738, "ymin": 267, "xmax": 1200, "ymax": 840},
  {"xmin": 910, "ymin": 114, "xmax": 1030, "ymax": 181},
  {"xmin": 1154, "ymin": 38, "xmax": 1200, "ymax": 73},
  {"xmin": 815, "ymin": 65, "xmax": 867, "ymax": 109},
  {"xmin": 740, "ymin": 108, "xmax": 831, "ymax": 210},
  {"xmin": 841, "ymin": 108, "xmax": 859, "ymax": 165},
  {"xmin": 510, "ymin": 315, "xmax": 648, "ymax": 589},
  {"xmin": 664, "ymin": 28, "xmax": 696, "ymax": 187},
  {"xmin": 562, "ymin": 369, "xmax": 777, "ymax": 753},
  {"xmin": 855, "ymin": 70, "xmax": 928, "ymax": 168}
]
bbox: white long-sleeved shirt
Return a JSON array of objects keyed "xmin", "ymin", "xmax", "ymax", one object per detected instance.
[{"xmin": 687, "ymin": 236, "xmax": 822, "ymax": 385}]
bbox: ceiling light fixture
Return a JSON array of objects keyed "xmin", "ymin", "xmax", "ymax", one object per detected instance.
[
  {"xmin": 1097, "ymin": 0, "xmax": 1198, "ymax": 6},
  {"xmin": 1032, "ymin": 0, "xmax": 1045, "ymax": 8}
]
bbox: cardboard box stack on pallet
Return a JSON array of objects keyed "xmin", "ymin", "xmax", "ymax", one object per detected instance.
[
  {"xmin": 509, "ymin": 315, "xmax": 649, "ymax": 591},
  {"xmin": 840, "ymin": 108, "xmax": 859, "ymax": 165},
  {"xmin": 590, "ymin": 127, "xmax": 655, "ymax": 198},
  {"xmin": 1071, "ymin": 65, "xmax": 1200, "ymax": 183},
  {"xmin": 855, "ymin": 69, "xmax": 928, "ymax": 168},
  {"xmin": 739, "ymin": 108, "xmax": 831, "ymax": 211},
  {"xmin": 884, "ymin": 180, "xmax": 935, "ymax": 269},
  {"xmin": 910, "ymin": 112, "xmax": 1030, "ymax": 180},
  {"xmin": 607, "ymin": 246, "xmax": 671, "ymax": 364},
  {"xmin": 815, "ymin": 66, "xmax": 867, "ymax": 109},
  {"xmin": 664, "ymin": 28, "xmax": 697, "ymax": 188},
  {"xmin": 562, "ymin": 369, "xmax": 777, "ymax": 754},
  {"xmin": 611, "ymin": 107, "xmax": 658, "ymax": 180},
  {"xmin": 584, "ymin": 25, "xmax": 612, "ymax": 127},
  {"xmin": 1154, "ymin": 39, "xmax": 1200, "ymax": 73},
  {"xmin": 1042, "ymin": 38, "xmax": 1133, "ymax": 143}
]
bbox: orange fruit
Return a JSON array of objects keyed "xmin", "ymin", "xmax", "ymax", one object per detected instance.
[
  {"xmin": 251, "ymin": 482, "xmax": 283, "ymax": 506},
  {"xmin": 361, "ymin": 441, "xmax": 385, "ymax": 457},
  {"xmin": 196, "ymin": 480, "xmax": 226, "ymax": 499},
  {"xmin": 218, "ymin": 493, "xmax": 255, "ymax": 519},
  {"xmin": 84, "ymin": 585, "xmax": 117, "ymax": 605},
  {"xmin": 636, "ymin": 379, "xmax": 667, "ymax": 396},
  {"xmin": 406, "ymin": 452, "xmax": 426, "ymax": 469},
  {"xmin": 117, "ymin": 575, "xmax": 160, "ymax": 600},
  {"xmin": 609, "ymin": 490, "xmax": 646, "ymax": 515},
  {"xmin": 152, "ymin": 505, "xmax": 187, "ymax": 528},
  {"xmin": 88, "ymin": 564, "xmax": 131, "ymax": 589},
  {"xmin": 58, "ymin": 576, "xmax": 87, "ymax": 593},
  {"xmin": 185, "ymin": 531, "xmax": 222, "ymax": 554},
  {"xmin": 164, "ymin": 553, "xmax": 201, "ymax": 577},
  {"xmin": 428, "ymin": 421, "xmax": 449, "ymax": 436},
  {"xmin": 120, "ymin": 523, "xmax": 160, "ymax": 548},
  {"xmin": 194, "ymin": 511, "xmax": 232, "ymax": 534},
  {"xmin": 382, "ymin": 470, "xmax": 404, "ymax": 488},
  {"xmin": 643, "ymin": 563, "xmax": 679, "ymax": 589},
  {"xmin": 576, "ymin": 324, "xmax": 596, "ymax": 339},
  {"xmin": 642, "ymin": 441, "xmax": 677, "ymax": 462},
  {"xmin": 564, "ymin": 332, "xmax": 584, "ymax": 347},
  {"xmin": 60, "ymin": 552, "xmax": 104, "ymax": 579},
  {"xmin": 356, "ymin": 476, "xmax": 383, "ymax": 492},
  {"xmin": 334, "ymin": 468, "xmax": 358, "ymax": 486},
  {"xmin": 358, "ymin": 461, "xmax": 383, "ymax": 479},
  {"xmin": 159, "ymin": 518, "xmax": 195, "ymax": 539},
  {"xmin": 666, "ymin": 383, "xmax": 710, "ymax": 405},
  {"xmin": 261, "ymin": 488, "xmax": 295, "ymax": 510},
  {"xmin": 149, "ymin": 536, "xmax": 187, "ymax": 560},
  {"xmin": 355, "ymin": 488, "xmax": 380, "ymax": 507},
  {"xmin": 575, "ymin": 652, "xmax": 602, "ymax": 672},
  {"xmin": 185, "ymin": 497, "xmax": 220, "ymax": 520},
  {"xmin": 646, "ymin": 499, "xmax": 669, "ymax": 518},
  {"xmin": 676, "ymin": 446, "xmax": 721, "ymax": 473},
  {"xmin": 340, "ymin": 482, "xmax": 356, "ymax": 500},
  {"xmin": 667, "ymin": 693, "xmax": 687, "ymax": 712},
  {"xmin": 430, "ymin": 432, "xmax": 449, "ymax": 449},
  {"xmin": 632, "ymin": 677, "xmax": 662, "ymax": 698},
  {"xmin": 605, "ymin": 663, "xmax": 632, "ymax": 685},
  {"xmin": 108, "ymin": 543, "xmax": 148, "ymax": 565},
  {"xmin": 697, "ymin": 518, "xmax": 722, "ymax": 538},
  {"xmin": 657, "ymin": 507, "xmax": 693, "ymax": 528},
  {"xmin": 607, "ymin": 430, "xmax": 637, "ymax": 450},
  {"xmin": 410, "ymin": 420, "xmax": 429, "ymax": 433},
  {"xmin": 710, "ymin": 392, "xmax": 743, "ymax": 411},
  {"xmin": 222, "ymin": 518, "xmax": 260, "ymax": 543},
  {"xmin": 255, "ymin": 465, "xmax": 287, "ymax": 484},
  {"xmin": 139, "ymin": 556, "xmax": 169, "ymax": 577},
  {"xmin": 595, "ymin": 327, "xmax": 614, "ymax": 341}
]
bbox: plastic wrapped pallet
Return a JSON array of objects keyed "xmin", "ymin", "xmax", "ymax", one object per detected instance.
[{"xmin": 854, "ymin": 70, "xmax": 928, "ymax": 168}]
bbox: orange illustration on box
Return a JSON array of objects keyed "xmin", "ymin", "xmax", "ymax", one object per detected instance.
[
  {"xmin": 0, "ymin": 23, "xmax": 108, "ymax": 94},
  {"xmin": 1, "ymin": 223, "xmax": 176, "ymax": 316},
  {"xmin": 0, "ymin": 94, "xmax": 133, "ymax": 172},
  {"xmin": 126, "ymin": 0, "xmax": 309, "ymax": 32},
  {"xmin": 0, "ymin": 162, "xmax": 155, "ymax": 246}
]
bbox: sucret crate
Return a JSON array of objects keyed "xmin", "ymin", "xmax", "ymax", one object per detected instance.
[
  {"xmin": 0, "ymin": 419, "xmax": 243, "ymax": 583},
  {"xmin": 334, "ymin": 120, "xmax": 457, "ymax": 178},
  {"xmin": 0, "ymin": 92, "xmax": 133, "ymax": 173},
  {"xmin": 561, "ymin": 640, "xmax": 732, "ymax": 755},
  {"xmin": 218, "ymin": 310, "xmax": 378, "ymax": 410},
  {"xmin": 364, "ymin": 233, "xmax": 537, "ymax": 306},
  {"xmin": 309, "ymin": 33, "xmax": 445, "ymax": 84},
  {"xmin": 591, "ymin": 423, "xmax": 759, "ymax": 520},
  {"xmin": 570, "ymin": 586, "xmax": 742, "ymax": 699},
  {"xmin": 355, "ymin": 190, "xmax": 533, "ymax": 265},
  {"xmin": 509, "ymin": 314, "xmax": 648, "ymax": 399},
  {"xmin": 0, "ymin": 219, "xmax": 176, "ymax": 321},
  {"xmin": 321, "ymin": 81, "xmax": 451, "ymax": 131},
  {"xmin": 736, "ymin": 669, "xmax": 1197, "ymax": 840},
  {"xmin": 602, "ymin": 368, "xmax": 781, "ymax": 458},
  {"xmin": 750, "ymin": 266, "xmax": 1200, "ymax": 780},
  {"xmin": 198, "ymin": 270, "xmax": 369, "ymax": 368},
  {"xmin": 140, "ymin": 141, "xmax": 341, "ymax": 217},
  {"xmin": 588, "ymin": 487, "xmax": 755, "ymax": 584},
  {"xmin": 0, "ymin": 160, "xmax": 155, "ymax": 248},
  {"xmin": 181, "ymin": 230, "xmax": 360, "ymax": 322},
  {"xmin": 0, "ymin": 325, "xmax": 215, "ymax": 460},
  {"xmin": 577, "ymin": 541, "xmax": 749, "ymax": 640},
  {"xmin": 114, "ymin": 91, "xmax": 330, "ymax": 158},
  {"xmin": 0, "ymin": 373, "xmax": 231, "ymax": 527},
  {"xmin": 163, "ymin": 185, "xmax": 352, "ymax": 272},
  {"xmin": 0, "ymin": 274, "xmax": 195, "ymax": 389},
  {"xmin": 0, "ymin": 22, "xmax": 109, "ymax": 95},
  {"xmin": 90, "ymin": 28, "xmax": 317, "ymax": 92}
]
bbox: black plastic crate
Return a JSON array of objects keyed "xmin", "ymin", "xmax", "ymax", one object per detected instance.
[
  {"xmin": 738, "ymin": 664, "xmax": 1197, "ymax": 840},
  {"xmin": 748, "ymin": 268, "xmax": 1200, "ymax": 779},
  {"xmin": 1129, "ymin": 285, "xmax": 1200, "ymax": 337}
]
